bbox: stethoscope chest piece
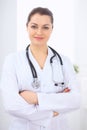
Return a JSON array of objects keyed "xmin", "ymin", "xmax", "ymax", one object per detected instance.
[{"xmin": 32, "ymin": 78, "xmax": 40, "ymax": 89}]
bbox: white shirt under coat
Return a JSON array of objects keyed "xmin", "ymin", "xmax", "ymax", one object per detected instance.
[{"xmin": 0, "ymin": 47, "xmax": 80, "ymax": 130}]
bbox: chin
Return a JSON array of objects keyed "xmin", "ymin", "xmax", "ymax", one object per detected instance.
[{"xmin": 32, "ymin": 42, "xmax": 46, "ymax": 46}]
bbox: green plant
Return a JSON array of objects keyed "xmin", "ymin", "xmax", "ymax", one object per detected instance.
[{"xmin": 73, "ymin": 64, "xmax": 79, "ymax": 73}]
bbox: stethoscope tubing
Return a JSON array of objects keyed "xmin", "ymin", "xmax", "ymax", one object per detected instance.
[
  {"xmin": 26, "ymin": 45, "xmax": 38, "ymax": 79},
  {"xmin": 26, "ymin": 44, "xmax": 64, "ymax": 88},
  {"xmin": 48, "ymin": 46, "xmax": 63, "ymax": 65}
]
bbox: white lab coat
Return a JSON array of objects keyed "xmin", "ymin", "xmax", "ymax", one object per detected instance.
[{"xmin": 0, "ymin": 47, "xmax": 80, "ymax": 130}]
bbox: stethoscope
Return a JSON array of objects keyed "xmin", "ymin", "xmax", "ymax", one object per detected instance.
[{"xmin": 26, "ymin": 44, "xmax": 65, "ymax": 89}]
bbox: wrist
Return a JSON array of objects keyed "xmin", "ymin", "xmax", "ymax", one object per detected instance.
[{"xmin": 34, "ymin": 93, "xmax": 38, "ymax": 105}]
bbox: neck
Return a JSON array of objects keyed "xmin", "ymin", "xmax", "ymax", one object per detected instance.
[{"xmin": 30, "ymin": 44, "xmax": 48, "ymax": 55}]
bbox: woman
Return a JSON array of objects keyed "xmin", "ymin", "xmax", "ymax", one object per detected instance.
[{"xmin": 1, "ymin": 7, "xmax": 80, "ymax": 130}]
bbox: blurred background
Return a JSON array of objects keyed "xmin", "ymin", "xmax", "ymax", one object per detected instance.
[{"xmin": 0, "ymin": 0, "xmax": 87, "ymax": 130}]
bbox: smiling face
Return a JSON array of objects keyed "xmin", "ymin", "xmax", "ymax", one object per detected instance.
[{"xmin": 27, "ymin": 13, "xmax": 53, "ymax": 46}]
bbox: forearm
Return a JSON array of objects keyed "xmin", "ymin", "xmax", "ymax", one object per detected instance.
[
  {"xmin": 19, "ymin": 90, "xmax": 38, "ymax": 105},
  {"xmin": 19, "ymin": 87, "xmax": 70, "ymax": 104},
  {"xmin": 19, "ymin": 88, "xmax": 70, "ymax": 117},
  {"xmin": 37, "ymin": 91, "xmax": 80, "ymax": 113}
]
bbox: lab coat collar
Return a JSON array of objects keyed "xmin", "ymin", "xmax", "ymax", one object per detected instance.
[{"xmin": 28, "ymin": 46, "xmax": 54, "ymax": 71}]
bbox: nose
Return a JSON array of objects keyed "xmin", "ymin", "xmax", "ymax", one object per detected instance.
[{"xmin": 36, "ymin": 28, "xmax": 42, "ymax": 34}]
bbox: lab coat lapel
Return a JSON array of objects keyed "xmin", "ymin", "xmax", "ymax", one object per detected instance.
[{"xmin": 28, "ymin": 47, "xmax": 53, "ymax": 72}]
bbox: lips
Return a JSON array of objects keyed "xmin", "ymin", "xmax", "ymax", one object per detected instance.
[{"xmin": 34, "ymin": 36, "xmax": 44, "ymax": 40}]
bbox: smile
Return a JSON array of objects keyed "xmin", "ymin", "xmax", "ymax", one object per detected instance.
[{"xmin": 34, "ymin": 37, "xmax": 44, "ymax": 40}]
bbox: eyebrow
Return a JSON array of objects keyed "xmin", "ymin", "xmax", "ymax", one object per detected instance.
[{"xmin": 31, "ymin": 23, "xmax": 50, "ymax": 26}]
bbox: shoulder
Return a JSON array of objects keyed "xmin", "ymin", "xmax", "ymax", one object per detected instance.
[
  {"xmin": 60, "ymin": 54, "xmax": 73, "ymax": 67},
  {"xmin": 60, "ymin": 54, "xmax": 75, "ymax": 74},
  {"xmin": 49, "ymin": 46, "xmax": 76, "ymax": 76},
  {"xmin": 61, "ymin": 54, "xmax": 72, "ymax": 65},
  {"xmin": 3, "ymin": 51, "xmax": 26, "ymax": 67},
  {"xmin": 49, "ymin": 46, "xmax": 73, "ymax": 67}
]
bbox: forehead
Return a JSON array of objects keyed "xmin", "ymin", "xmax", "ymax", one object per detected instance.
[{"xmin": 29, "ymin": 13, "xmax": 52, "ymax": 25}]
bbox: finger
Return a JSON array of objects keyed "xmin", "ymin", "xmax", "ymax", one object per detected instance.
[
  {"xmin": 63, "ymin": 88, "xmax": 71, "ymax": 92},
  {"xmin": 53, "ymin": 111, "xmax": 59, "ymax": 117}
]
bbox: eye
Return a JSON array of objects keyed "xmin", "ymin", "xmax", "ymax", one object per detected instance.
[
  {"xmin": 31, "ymin": 25, "xmax": 38, "ymax": 29},
  {"xmin": 43, "ymin": 26, "xmax": 49, "ymax": 30}
]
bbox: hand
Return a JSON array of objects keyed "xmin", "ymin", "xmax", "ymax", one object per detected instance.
[
  {"xmin": 19, "ymin": 90, "xmax": 38, "ymax": 105},
  {"xmin": 53, "ymin": 111, "xmax": 59, "ymax": 117},
  {"xmin": 62, "ymin": 87, "xmax": 71, "ymax": 93}
]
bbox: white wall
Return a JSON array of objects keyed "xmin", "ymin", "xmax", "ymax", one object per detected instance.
[
  {"xmin": 74, "ymin": 0, "xmax": 87, "ymax": 130},
  {"xmin": 75, "ymin": 0, "xmax": 87, "ymax": 72},
  {"xmin": 0, "ymin": 0, "xmax": 17, "ymax": 130}
]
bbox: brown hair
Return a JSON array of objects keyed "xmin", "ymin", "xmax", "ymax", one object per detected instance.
[{"xmin": 26, "ymin": 7, "xmax": 54, "ymax": 27}]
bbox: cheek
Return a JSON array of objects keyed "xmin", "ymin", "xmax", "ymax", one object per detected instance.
[
  {"xmin": 27, "ymin": 27, "xmax": 33, "ymax": 34},
  {"xmin": 27, "ymin": 29, "xmax": 34, "ymax": 37},
  {"xmin": 46, "ymin": 32, "xmax": 52, "ymax": 38}
]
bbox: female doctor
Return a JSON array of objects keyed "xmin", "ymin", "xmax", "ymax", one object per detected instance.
[{"xmin": 1, "ymin": 7, "xmax": 80, "ymax": 130}]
